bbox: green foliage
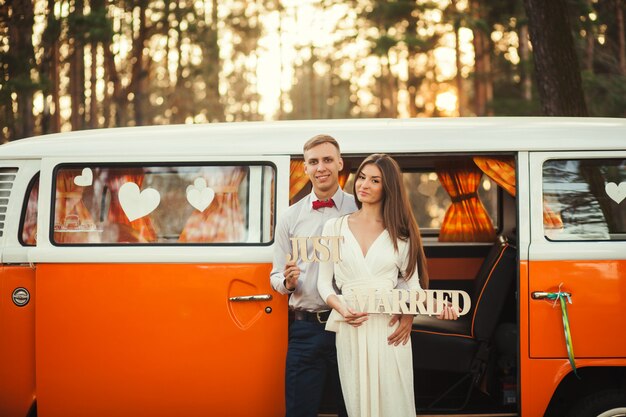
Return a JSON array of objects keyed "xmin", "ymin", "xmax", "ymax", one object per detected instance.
[
  {"xmin": 583, "ymin": 71, "xmax": 626, "ymax": 117},
  {"xmin": 67, "ymin": 8, "xmax": 114, "ymax": 44},
  {"xmin": 370, "ymin": 35, "xmax": 398, "ymax": 56},
  {"xmin": 42, "ymin": 16, "xmax": 62, "ymax": 45},
  {"xmin": 405, "ymin": 34, "xmax": 439, "ymax": 53},
  {"xmin": 367, "ymin": 0, "xmax": 415, "ymax": 29},
  {"xmin": 85, "ymin": 8, "xmax": 114, "ymax": 43}
]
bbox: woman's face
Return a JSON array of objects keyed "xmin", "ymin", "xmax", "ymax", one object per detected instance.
[{"xmin": 355, "ymin": 163, "xmax": 384, "ymax": 205}]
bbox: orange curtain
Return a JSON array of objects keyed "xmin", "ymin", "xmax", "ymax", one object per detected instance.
[
  {"xmin": 338, "ymin": 165, "xmax": 350, "ymax": 189},
  {"xmin": 473, "ymin": 157, "xmax": 516, "ymax": 196},
  {"xmin": 21, "ymin": 178, "xmax": 39, "ymax": 245},
  {"xmin": 54, "ymin": 170, "xmax": 101, "ymax": 244},
  {"xmin": 474, "ymin": 156, "xmax": 563, "ymax": 229},
  {"xmin": 179, "ymin": 167, "xmax": 247, "ymax": 243},
  {"xmin": 104, "ymin": 169, "xmax": 157, "ymax": 243},
  {"xmin": 289, "ymin": 160, "xmax": 309, "ymax": 202},
  {"xmin": 437, "ymin": 161, "xmax": 496, "ymax": 242},
  {"xmin": 543, "ymin": 203, "xmax": 564, "ymax": 229}
]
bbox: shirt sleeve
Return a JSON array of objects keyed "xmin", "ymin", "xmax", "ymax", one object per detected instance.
[
  {"xmin": 270, "ymin": 214, "xmax": 295, "ymax": 295},
  {"xmin": 317, "ymin": 218, "xmax": 338, "ymax": 304},
  {"xmin": 397, "ymin": 239, "xmax": 422, "ymax": 292}
]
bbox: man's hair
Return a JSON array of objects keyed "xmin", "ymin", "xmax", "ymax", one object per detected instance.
[{"xmin": 303, "ymin": 134, "xmax": 341, "ymax": 154}]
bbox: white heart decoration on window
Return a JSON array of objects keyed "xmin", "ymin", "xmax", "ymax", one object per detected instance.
[
  {"xmin": 118, "ymin": 182, "xmax": 161, "ymax": 221},
  {"xmin": 73, "ymin": 167, "xmax": 93, "ymax": 187},
  {"xmin": 186, "ymin": 178, "xmax": 215, "ymax": 212},
  {"xmin": 605, "ymin": 182, "xmax": 626, "ymax": 204}
]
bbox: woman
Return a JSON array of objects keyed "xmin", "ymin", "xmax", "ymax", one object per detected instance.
[{"xmin": 317, "ymin": 153, "xmax": 456, "ymax": 417}]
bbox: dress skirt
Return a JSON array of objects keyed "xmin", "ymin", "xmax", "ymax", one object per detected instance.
[{"xmin": 335, "ymin": 313, "xmax": 416, "ymax": 417}]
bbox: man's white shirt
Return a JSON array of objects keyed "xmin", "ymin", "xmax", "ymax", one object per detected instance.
[{"xmin": 270, "ymin": 188, "xmax": 358, "ymax": 312}]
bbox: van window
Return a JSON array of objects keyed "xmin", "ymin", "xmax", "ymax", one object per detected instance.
[
  {"xmin": 543, "ymin": 158, "xmax": 626, "ymax": 241},
  {"xmin": 344, "ymin": 169, "xmax": 499, "ymax": 236},
  {"xmin": 52, "ymin": 163, "xmax": 275, "ymax": 245},
  {"xmin": 20, "ymin": 174, "xmax": 39, "ymax": 245}
]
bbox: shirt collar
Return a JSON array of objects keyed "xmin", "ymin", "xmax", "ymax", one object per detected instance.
[{"xmin": 307, "ymin": 187, "xmax": 345, "ymax": 212}]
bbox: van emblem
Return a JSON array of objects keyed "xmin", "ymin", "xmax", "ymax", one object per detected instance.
[{"xmin": 12, "ymin": 287, "xmax": 30, "ymax": 307}]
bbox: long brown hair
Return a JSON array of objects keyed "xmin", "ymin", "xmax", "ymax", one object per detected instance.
[{"xmin": 353, "ymin": 154, "xmax": 429, "ymax": 289}]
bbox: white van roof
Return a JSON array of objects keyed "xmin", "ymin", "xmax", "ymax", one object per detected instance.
[{"xmin": 1, "ymin": 117, "xmax": 624, "ymax": 158}]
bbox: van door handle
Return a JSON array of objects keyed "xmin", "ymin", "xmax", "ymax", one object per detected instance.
[
  {"xmin": 229, "ymin": 294, "xmax": 273, "ymax": 302},
  {"xmin": 531, "ymin": 291, "xmax": 572, "ymax": 300}
]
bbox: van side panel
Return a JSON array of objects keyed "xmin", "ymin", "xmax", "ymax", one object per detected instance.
[
  {"xmin": 0, "ymin": 266, "xmax": 36, "ymax": 417},
  {"xmin": 35, "ymin": 263, "xmax": 287, "ymax": 417},
  {"xmin": 529, "ymin": 259, "xmax": 626, "ymax": 358},
  {"xmin": 521, "ymin": 260, "xmax": 566, "ymax": 416}
]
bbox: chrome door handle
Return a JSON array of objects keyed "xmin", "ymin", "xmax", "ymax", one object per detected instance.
[
  {"xmin": 229, "ymin": 294, "xmax": 273, "ymax": 302},
  {"xmin": 532, "ymin": 291, "xmax": 572, "ymax": 300}
]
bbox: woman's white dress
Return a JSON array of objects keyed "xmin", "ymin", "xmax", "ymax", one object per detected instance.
[{"xmin": 317, "ymin": 216, "xmax": 422, "ymax": 417}]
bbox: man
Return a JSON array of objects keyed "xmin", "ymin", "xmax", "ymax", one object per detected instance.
[
  {"xmin": 271, "ymin": 134, "xmax": 354, "ymax": 417},
  {"xmin": 270, "ymin": 134, "xmax": 418, "ymax": 417}
]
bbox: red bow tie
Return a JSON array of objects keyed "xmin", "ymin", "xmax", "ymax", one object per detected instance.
[{"xmin": 312, "ymin": 199, "xmax": 335, "ymax": 210}]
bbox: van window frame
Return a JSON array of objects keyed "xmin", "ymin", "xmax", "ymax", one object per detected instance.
[
  {"xmin": 18, "ymin": 172, "xmax": 40, "ymax": 247},
  {"xmin": 340, "ymin": 153, "xmax": 505, "ymax": 241},
  {"xmin": 541, "ymin": 157, "xmax": 625, "ymax": 243},
  {"xmin": 529, "ymin": 151, "xmax": 626, "ymax": 262},
  {"xmin": 49, "ymin": 160, "xmax": 278, "ymax": 248}
]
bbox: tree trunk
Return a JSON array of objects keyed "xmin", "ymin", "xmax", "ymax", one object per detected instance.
[
  {"xmin": 8, "ymin": 0, "xmax": 36, "ymax": 140},
  {"xmin": 309, "ymin": 48, "xmax": 317, "ymax": 119},
  {"xmin": 386, "ymin": 55, "xmax": 398, "ymax": 118},
  {"xmin": 103, "ymin": 23, "xmax": 124, "ymax": 127},
  {"xmin": 130, "ymin": 1, "xmax": 148, "ymax": 126},
  {"xmin": 407, "ymin": 56, "xmax": 420, "ymax": 117},
  {"xmin": 584, "ymin": 0, "xmax": 595, "ymax": 73},
  {"xmin": 616, "ymin": 0, "xmax": 626, "ymax": 75},
  {"xmin": 206, "ymin": 0, "xmax": 224, "ymax": 122},
  {"xmin": 518, "ymin": 24, "xmax": 533, "ymax": 102},
  {"xmin": 470, "ymin": 0, "xmax": 494, "ymax": 116},
  {"xmin": 51, "ymin": 21, "xmax": 61, "ymax": 132},
  {"xmin": 522, "ymin": 0, "xmax": 589, "ymax": 116},
  {"xmin": 450, "ymin": 0, "xmax": 464, "ymax": 116},
  {"xmin": 89, "ymin": 43, "xmax": 98, "ymax": 128},
  {"xmin": 70, "ymin": 0, "xmax": 86, "ymax": 130}
]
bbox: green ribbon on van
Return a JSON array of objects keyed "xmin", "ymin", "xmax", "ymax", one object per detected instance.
[{"xmin": 545, "ymin": 290, "xmax": 579, "ymax": 379}]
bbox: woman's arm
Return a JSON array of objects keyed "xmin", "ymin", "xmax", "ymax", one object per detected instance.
[
  {"xmin": 317, "ymin": 218, "xmax": 368, "ymax": 327},
  {"xmin": 317, "ymin": 219, "xmax": 339, "ymax": 303}
]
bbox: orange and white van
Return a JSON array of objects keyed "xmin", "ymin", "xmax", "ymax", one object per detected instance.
[{"xmin": 0, "ymin": 118, "xmax": 624, "ymax": 417}]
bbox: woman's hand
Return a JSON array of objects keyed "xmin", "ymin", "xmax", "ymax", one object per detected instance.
[{"xmin": 341, "ymin": 306, "xmax": 368, "ymax": 327}]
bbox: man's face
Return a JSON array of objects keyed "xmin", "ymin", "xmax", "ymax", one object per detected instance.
[{"xmin": 303, "ymin": 142, "xmax": 344, "ymax": 196}]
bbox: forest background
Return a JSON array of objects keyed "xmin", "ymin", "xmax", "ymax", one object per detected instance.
[{"xmin": 1, "ymin": 0, "xmax": 625, "ymax": 143}]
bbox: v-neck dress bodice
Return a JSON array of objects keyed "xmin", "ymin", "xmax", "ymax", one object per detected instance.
[{"xmin": 317, "ymin": 215, "xmax": 422, "ymax": 417}]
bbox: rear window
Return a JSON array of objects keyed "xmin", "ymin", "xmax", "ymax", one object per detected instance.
[{"xmin": 52, "ymin": 163, "xmax": 275, "ymax": 245}]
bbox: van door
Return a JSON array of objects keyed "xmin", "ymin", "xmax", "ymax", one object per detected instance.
[
  {"xmin": 0, "ymin": 160, "xmax": 39, "ymax": 417},
  {"xmin": 528, "ymin": 152, "xmax": 626, "ymax": 359},
  {"xmin": 31, "ymin": 156, "xmax": 289, "ymax": 417}
]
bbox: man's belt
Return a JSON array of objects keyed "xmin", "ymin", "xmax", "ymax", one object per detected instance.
[{"xmin": 290, "ymin": 310, "xmax": 331, "ymax": 324}]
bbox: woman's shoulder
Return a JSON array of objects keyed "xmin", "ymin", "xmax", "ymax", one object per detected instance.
[
  {"xmin": 322, "ymin": 215, "xmax": 349, "ymax": 233},
  {"xmin": 394, "ymin": 235, "xmax": 411, "ymax": 253}
]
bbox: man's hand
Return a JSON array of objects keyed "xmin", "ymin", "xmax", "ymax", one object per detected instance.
[
  {"xmin": 283, "ymin": 261, "xmax": 300, "ymax": 291},
  {"xmin": 387, "ymin": 314, "xmax": 414, "ymax": 346}
]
